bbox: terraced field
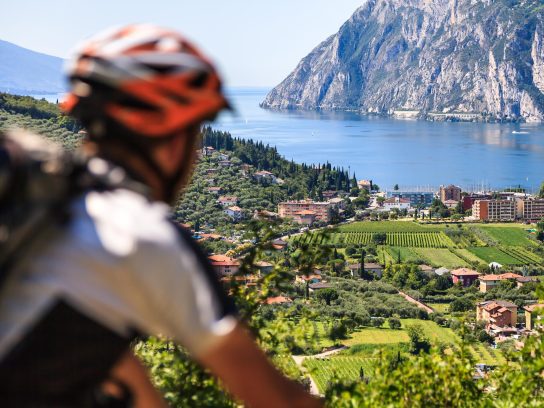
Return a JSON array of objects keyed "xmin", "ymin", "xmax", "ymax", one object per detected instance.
[
  {"xmin": 304, "ymin": 357, "xmax": 377, "ymax": 393},
  {"xmin": 468, "ymin": 247, "xmax": 526, "ymax": 266},
  {"xmin": 413, "ymin": 248, "xmax": 468, "ymax": 268}
]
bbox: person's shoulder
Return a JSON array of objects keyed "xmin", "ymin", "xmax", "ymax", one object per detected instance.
[{"xmin": 78, "ymin": 188, "xmax": 179, "ymax": 256}]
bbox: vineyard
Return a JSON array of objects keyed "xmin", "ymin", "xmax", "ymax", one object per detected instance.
[
  {"xmin": 294, "ymin": 231, "xmax": 454, "ymax": 248},
  {"xmin": 290, "ymin": 221, "xmax": 543, "ymax": 267},
  {"xmin": 303, "ymin": 357, "xmax": 377, "ymax": 393}
]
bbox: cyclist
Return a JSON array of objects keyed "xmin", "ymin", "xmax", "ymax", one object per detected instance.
[{"xmin": 0, "ymin": 24, "xmax": 321, "ymax": 408}]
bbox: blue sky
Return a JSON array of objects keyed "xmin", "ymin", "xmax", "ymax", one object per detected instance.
[{"xmin": 1, "ymin": 0, "xmax": 363, "ymax": 87}]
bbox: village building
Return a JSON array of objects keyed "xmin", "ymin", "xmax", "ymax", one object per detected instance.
[
  {"xmin": 253, "ymin": 170, "xmax": 277, "ymax": 184},
  {"xmin": 517, "ymin": 198, "xmax": 544, "ymax": 222},
  {"xmin": 218, "ymin": 160, "xmax": 232, "ymax": 167},
  {"xmin": 443, "ymin": 200, "xmax": 460, "ymax": 209},
  {"xmin": 347, "ymin": 263, "xmax": 384, "ymax": 278},
  {"xmin": 476, "ymin": 300, "xmax": 518, "ymax": 334},
  {"xmin": 419, "ymin": 264, "xmax": 435, "ymax": 276},
  {"xmin": 451, "ymin": 268, "xmax": 481, "ymax": 287},
  {"xmin": 217, "ymin": 152, "xmax": 229, "ymax": 161},
  {"xmin": 202, "ymin": 146, "xmax": 215, "ymax": 156},
  {"xmin": 255, "ymin": 261, "xmax": 273, "ymax": 275},
  {"xmin": 322, "ymin": 190, "xmax": 338, "ymax": 199},
  {"xmin": 472, "ymin": 199, "xmax": 516, "ymax": 221},
  {"xmin": 479, "ymin": 273, "xmax": 523, "ymax": 293},
  {"xmin": 516, "ymin": 276, "xmax": 539, "ymax": 288},
  {"xmin": 387, "ymin": 191, "xmax": 435, "ymax": 207},
  {"xmin": 253, "ymin": 209, "xmax": 279, "ymax": 220},
  {"xmin": 218, "ymin": 195, "xmax": 238, "ymax": 207},
  {"xmin": 439, "ymin": 185, "xmax": 462, "ymax": 202},
  {"xmin": 264, "ymin": 296, "xmax": 292, "ymax": 305},
  {"xmin": 208, "ymin": 254, "xmax": 240, "ymax": 276},
  {"xmin": 463, "ymin": 194, "xmax": 492, "ymax": 212},
  {"xmin": 524, "ymin": 304, "xmax": 544, "ymax": 331},
  {"xmin": 434, "ymin": 267, "xmax": 450, "ymax": 276},
  {"xmin": 328, "ymin": 197, "xmax": 346, "ymax": 209},
  {"xmin": 308, "ymin": 282, "xmax": 333, "ymax": 292},
  {"xmin": 271, "ymin": 238, "xmax": 288, "ymax": 251},
  {"xmin": 206, "ymin": 168, "xmax": 219, "ymax": 176},
  {"xmin": 207, "ymin": 186, "xmax": 222, "ymax": 195},
  {"xmin": 295, "ymin": 273, "xmax": 322, "ymax": 285},
  {"xmin": 357, "ymin": 179, "xmax": 373, "ymax": 192},
  {"xmin": 293, "ymin": 210, "xmax": 317, "ymax": 225},
  {"xmin": 278, "ymin": 200, "xmax": 332, "ymax": 223},
  {"xmin": 225, "ymin": 206, "xmax": 243, "ymax": 221},
  {"xmin": 382, "ymin": 197, "xmax": 411, "ymax": 211}
]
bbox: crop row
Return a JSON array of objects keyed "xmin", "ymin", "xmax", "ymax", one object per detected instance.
[
  {"xmin": 304, "ymin": 357, "xmax": 377, "ymax": 393},
  {"xmin": 501, "ymin": 247, "xmax": 543, "ymax": 265}
]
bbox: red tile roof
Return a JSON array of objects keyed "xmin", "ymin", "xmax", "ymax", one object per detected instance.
[{"xmin": 451, "ymin": 268, "xmax": 481, "ymax": 276}]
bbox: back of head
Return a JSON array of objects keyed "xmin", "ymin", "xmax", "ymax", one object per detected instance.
[{"xmin": 62, "ymin": 24, "xmax": 230, "ymax": 141}]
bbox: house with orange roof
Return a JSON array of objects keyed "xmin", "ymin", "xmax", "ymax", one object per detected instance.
[
  {"xmin": 218, "ymin": 195, "xmax": 238, "ymax": 207},
  {"xmin": 208, "ymin": 254, "xmax": 240, "ymax": 276},
  {"xmin": 264, "ymin": 296, "xmax": 292, "ymax": 305},
  {"xmin": 479, "ymin": 272, "xmax": 523, "ymax": 293},
  {"xmin": 255, "ymin": 261, "xmax": 273, "ymax": 275},
  {"xmin": 524, "ymin": 304, "xmax": 544, "ymax": 330},
  {"xmin": 294, "ymin": 210, "xmax": 317, "ymax": 225},
  {"xmin": 451, "ymin": 268, "xmax": 481, "ymax": 287},
  {"xmin": 207, "ymin": 186, "xmax": 222, "ymax": 194},
  {"xmin": 477, "ymin": 300, "xmax": 518, "ymax": 334}
]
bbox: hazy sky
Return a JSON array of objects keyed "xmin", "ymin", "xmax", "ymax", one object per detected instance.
[{"xmin": 1, "ymin": 0, "xmax": 363, "ymax": 87}]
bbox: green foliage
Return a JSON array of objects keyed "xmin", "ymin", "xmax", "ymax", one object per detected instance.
[
  {"xmin": 406, "ymin": 324, "xmax": 432, "ymax": 355},
  {"xmin": 388, "ymin": 317, "xmax": 402, "ymax": 330},
  {"xmin": 134, "ymin": 338, "xmax": 235, "ymax": 407}
]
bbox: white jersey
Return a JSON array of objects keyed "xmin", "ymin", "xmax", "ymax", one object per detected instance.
[{"xmin": 0, "ymin": 188, "xmax": 237, "ymax": 406}]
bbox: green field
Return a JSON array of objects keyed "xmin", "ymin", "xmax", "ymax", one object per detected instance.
[
  {"xmin": 342, "ymin": 327, "xmax": 409, "ymax": 346},
  {"xmin": 305, "ymin": 319, "xmax": 504, "ymax": 392},
  {"xmin": 468, "ymin": 247, "xmax": 525, "ymax": 266},
  {"xmin": 304, "ymin": 357, "xmax": 377, "ymax": 393},
  {"xmin": 427, "ymin": 303, "xmax": 450, "ymax": 314},
  {"xmin": 413, "ymin": 248, "xmax": 468, "ymax": 268},
  {"xmin": 293, "ymin": 221, "xmax": 541, "ymax": 267},
  {"xmin": 477, "ymin": 225, "xmax": 536, "ymax": 247},
  {"xmin": 338, "ymin": 221, "xmax": 445, "ymax": 233},
  {"xmin": 385, "ymin": 246, "xmax": 423, "ymax": 263}
]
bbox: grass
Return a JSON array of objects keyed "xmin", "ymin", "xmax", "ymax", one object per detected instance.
[
  {"xmin": 386, "ymin": 246, "xmax": 423, "ymax": 263},
  {"xmin": 304, "ymin": 357, "xmax": 377, "ymax": 393},
  {"xmin": 476, "ymin": 226, "xmax": 536, "ymax": 247},
  {"xmin": 413, "ymin": 248, "xmax": 468, "ymax": 268},
  {"xmin": 342, "ymin": 328, "xmax": 409, "ymax": 346},
  {"xmin": 468, "ymin": 247, "xmax": 525, "ymax": 265},
  {"xmin": 452, "ymin": 248, "xmax": 486, "ymax": 265},
  {"xmin": 427, "ymin": 303, "xmax": 450, "ymax": 314},
  {"xmin": 338, "ymin": 221, "xmax": 445, "ymax": 233}
]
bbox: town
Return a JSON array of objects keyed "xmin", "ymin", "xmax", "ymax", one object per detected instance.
[{"xmin": 166, "ymin": 132, "xmax": 544, "ymax": 395}]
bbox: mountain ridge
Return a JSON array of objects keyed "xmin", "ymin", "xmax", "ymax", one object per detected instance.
[
  {"xmin": 0, "ymin": 39, "xmax": 64, "ymax": 95},
  {"xmin": 261, "ymin": 0, "xmax": 544, "ymax": 122}
]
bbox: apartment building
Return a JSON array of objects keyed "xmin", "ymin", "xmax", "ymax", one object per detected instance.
[
  {"xmin": 439, "ymin": 185, "xmax": 462, "ymax": 202},
  {"xmin": 278, "ymin": 200, "xmax": 331, "ymax": 223},
  {"xmin": 472, "ymin": 199, "xmax": 516, "ymax": 221},
  {"xmin": 517, "ymin": 198, "xmax": 544, "ymax": 222},
  {"xmin": 387, "ymin": 191, "xmax": 435, "ymax": 207}
]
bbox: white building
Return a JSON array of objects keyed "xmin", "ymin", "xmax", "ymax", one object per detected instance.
[{"xmin": 383, "ymin": 197, "xmax": 411, "ymax": 211}]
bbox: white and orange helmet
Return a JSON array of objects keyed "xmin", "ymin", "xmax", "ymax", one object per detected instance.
[{"xmin": 62, "ymin": 24, "xmax": 230, "ymax": 139}]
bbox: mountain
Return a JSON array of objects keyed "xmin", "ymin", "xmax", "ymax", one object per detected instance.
[
  {"xmin": 262, "ymin": 0, "xmax": 544, "ymax": 122},
  {"xmin": 0, "ymin": 40, "xmax": 64, "ymax": 95}
]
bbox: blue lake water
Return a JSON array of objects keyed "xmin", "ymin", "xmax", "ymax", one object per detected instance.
[
  {"xmin": 216, "ymin": 88, "xmax": 544, "ymax": 193},
  {"xmin": 32, "ymin": 89, "xmax": 544, "ymax": 192}
]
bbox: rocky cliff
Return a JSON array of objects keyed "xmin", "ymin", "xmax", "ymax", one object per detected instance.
[{"xmin": 262, "ymin": 0, "xmax": 544, "ymax": 122}]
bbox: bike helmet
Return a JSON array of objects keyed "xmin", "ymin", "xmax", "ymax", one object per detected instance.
[{"xmin": 62, "ymin": 24, "xmax": 230, "ymax": 139}]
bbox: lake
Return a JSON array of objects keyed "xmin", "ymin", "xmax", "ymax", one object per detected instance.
[{"xmin": 216, "ymin": 88, "xmax": 544, "ymax": 193}]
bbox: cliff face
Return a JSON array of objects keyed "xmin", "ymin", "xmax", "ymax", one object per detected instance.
[{"xmin": 262, "ymin": 0, "xmax": 544, "ymax": 122}]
